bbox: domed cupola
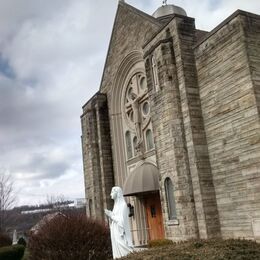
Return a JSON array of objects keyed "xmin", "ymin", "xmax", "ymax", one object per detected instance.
[{"xmin": 152, "ymin": 1, "xmax": 187, "ymax": 18}]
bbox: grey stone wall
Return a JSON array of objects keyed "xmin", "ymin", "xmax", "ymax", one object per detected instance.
[
  {"xmin": 169, "ymin": 16, "xmax": 221, "ymax": 239},
  {"xmin": 143, "ymin": 13, "xmax": 221, "ymax": 240},
  {"xmin": 195, "ymin": 11, "xmax": 260, "ymax": 240},
  {"xmin": 81, "ymin": 2, "xmax": 260, "ymax": 242},
  {"xmin": 144, "ymin": 28, "xmax": 199, "ymax": 241},
  {"xmin": 245, "ymin": 13, "xmax": 260, "ymax": 116},
  {"xmin": 81, "ymin": 93, "xmax": 114, "ymax": 220}
]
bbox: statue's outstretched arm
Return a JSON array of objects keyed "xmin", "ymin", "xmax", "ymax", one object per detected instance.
[{"xmin": 104, "ymin": 209, "xmax": 112, "ymax": 219}]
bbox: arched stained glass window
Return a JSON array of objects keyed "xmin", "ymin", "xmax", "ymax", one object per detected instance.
[
  {"xmin": 164, "ymin": 177, "xmax": 177, "ymax": 220},
  {"xmin": 146, "ymin": 129, "xmax": 154, "ymax": 151},
  {"xmin": 151, "ymin": 56, "xmax": 159, "ymax": 91},
  {"xmin": 125, "ymin": 131, "xmax": 133, "ymax": 159}
]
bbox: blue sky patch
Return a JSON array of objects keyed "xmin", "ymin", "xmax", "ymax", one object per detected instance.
[
  {"xmin": 0, "ymin": 54, "xmax": 15, "ymax": 79},
  {"xmin": 208, "ymin": 0, "xmax": 221, "ymax": 11}
]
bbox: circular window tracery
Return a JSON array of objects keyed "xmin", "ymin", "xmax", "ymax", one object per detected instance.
[
  {"xmin": 122, "ymin": 71, "xmax": 154, "ymax": 159},
  {"xmin": 123, "ymin": 72, "xmax": 150, "ymax": 131}
]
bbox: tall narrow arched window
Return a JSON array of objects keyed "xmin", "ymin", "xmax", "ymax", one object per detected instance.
[
  {"xmin": 146, "ymin": 129, "xmax": 154, "ymax": 151},
  {"xmin": 165, "ymin": 178, "xmax": 177, "ymax": 220},
  {"xmin": 151, "ymin": 56, "xmax": 159, "ymax": 91},
  {"xmin": 133, "ymin": 136, "xmax": 138, "ymax": 156},
  {"xmin": 89, "ymin": 199, "xmax": 92, "ymax": 218},
  {"xmin": 125, "ymin": 131, "xmax": 133, "ymax": 159}
]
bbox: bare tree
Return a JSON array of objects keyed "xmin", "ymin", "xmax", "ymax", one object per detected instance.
[
  {"xmin": 0, "ymin": 173, "xmax": 16, "ymax": 232},
  {"xmin": 46, "ymin": 194, "xmax": 69, "ymax": 212}
]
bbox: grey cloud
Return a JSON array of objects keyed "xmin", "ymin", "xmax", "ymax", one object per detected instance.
[
  {"xmin": 12, "ymin": 153, "xmax": 71, "ymax": 180},
  {"xmin": 0, "ymin": 0, "xmax": 117, "ymax": 205},
  {"xmin": 0, "ymin": 0, "xmax": 260, "ymax": 205}
]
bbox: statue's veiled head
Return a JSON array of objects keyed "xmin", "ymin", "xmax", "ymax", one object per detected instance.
[{"xmin": 110, "ymin": 186, "xmax": 123, "ymax": 200}]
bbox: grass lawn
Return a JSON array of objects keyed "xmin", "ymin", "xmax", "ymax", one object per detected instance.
[{"xmin": 121, "ymin": 239, "xmax": 260, "ymax": 260}]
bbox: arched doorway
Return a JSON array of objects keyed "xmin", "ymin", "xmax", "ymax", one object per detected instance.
[
  {"xmin": 123, "ymin": 162, "xmax": 164, "ymax": 241},
  {"xmin": 144, "ymin": 192, "xmax": 164, "ymax": 240}
]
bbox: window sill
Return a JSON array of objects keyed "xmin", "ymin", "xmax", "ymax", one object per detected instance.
[
  {"xmin": 166, "ymin": 219, "xmax": 179, "ymax": 226},
  {"xmin": 126, "ymin": 150, "xmax": 155, "ymax": 165}
]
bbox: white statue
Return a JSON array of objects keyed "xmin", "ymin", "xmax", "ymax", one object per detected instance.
[
  {"xmin": 105, "ymin": 186, "xmax": 133, "ymax": 259},
  {"xmin": 12, "ymin": 229, "xmax": 17, "ymax": 245}
]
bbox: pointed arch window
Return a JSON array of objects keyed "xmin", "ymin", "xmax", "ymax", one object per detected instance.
[
  {"xmin": 146, "ymin": 129, "xmax": 154, "ymax": 151},
  {"xmin": 125, "ymin": 131, "xmax": 133, "ymax": 159},
  {"xmin": 151, "ymin": 56, "xmax": 159, "ymax": 91},
  {"xmin": 164, "ymin": 177, "xmax": 177, "ymax": 220}
]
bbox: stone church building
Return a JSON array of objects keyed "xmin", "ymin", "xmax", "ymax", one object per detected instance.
[{"xmin": 81, "ymin": 1, "xmax": 260, "ymax": 245}]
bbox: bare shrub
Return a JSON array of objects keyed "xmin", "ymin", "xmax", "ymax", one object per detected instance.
[
  {"xmin": 0, "ymin": 173, "xmax": 16, "ymax": 232},
  {"xmin": 28, "ymin": 213, "xmax": 112, "ymax": 260},
  {"xmin": 0, "ymin": 232, "xmax": 12, "ymax": 247}
]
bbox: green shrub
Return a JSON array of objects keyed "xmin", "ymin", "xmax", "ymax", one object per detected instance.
[
  {"xmin": 0, "ymin": 245, "xmax": 25, "ymax": 260},
  {"xmin": 0, "ymin": 232, "xmax": 12, "ymax": 247},
  {"xmin": 28, "ymin": 213, "xmax": 112, "ymax": 260},
  {"xmin": 148, "ymin": 238, "xmax": 173, "ymax": 248},
  {"xmin": 193, "ymin": 240, "xmax": 204, "ymax": 248},
  {"xmin": 17, "ymin": 237, "xmax": 27, "ymax": 247}
]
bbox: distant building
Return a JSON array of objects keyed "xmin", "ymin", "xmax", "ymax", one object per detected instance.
[
  {"xmin": 21, "ymin": 208, "xmax": 52, "ymax": 215},
  {"xmin": 21, "ymin": 198, "xmax": 85, "ymax": 214},
  {"xmin": 73, "ymin": 198, "xmax": 86, "ymax": 208},
  {"xmin": 81, "ymin": 2, "xmax": 260, "ymax": 245}
]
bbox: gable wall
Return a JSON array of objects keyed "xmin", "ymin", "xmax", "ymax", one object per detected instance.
[
  {"xmin": 100, "ymin": 3, "xmax": 161, "ymax": 96},
  {"xmin": 99, "ymin": 3, "xmax": 162, "ymax": 186}
]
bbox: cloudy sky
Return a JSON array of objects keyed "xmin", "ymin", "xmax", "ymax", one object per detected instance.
[{"xmin": 0, "ymin": 0, "xmax": 260, "ymax": 206}]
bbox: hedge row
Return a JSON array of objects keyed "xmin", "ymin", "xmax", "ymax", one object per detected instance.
[{"xmin": 0, "ymin": 245, "xmax": 25, "ymax": 260}]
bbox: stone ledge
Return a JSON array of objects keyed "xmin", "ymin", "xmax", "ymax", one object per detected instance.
[{"xmin": 167, "ymin": 219, "xmax": 180, "ymax": 226}]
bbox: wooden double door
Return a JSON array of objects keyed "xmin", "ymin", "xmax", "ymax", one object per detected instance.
[{"xmin": 144, "ymin": 192, "xmax": 164, "ymax": 240}]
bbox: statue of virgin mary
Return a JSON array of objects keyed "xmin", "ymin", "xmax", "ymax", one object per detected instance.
[{"xmin": 105, "ymin": 186, "xmax": 133, "ymax": 259}]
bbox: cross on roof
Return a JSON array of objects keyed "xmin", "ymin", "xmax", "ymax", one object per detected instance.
[{"xmin": 163, "ymin": 0, "xmax": 167, "ymax": 5}]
